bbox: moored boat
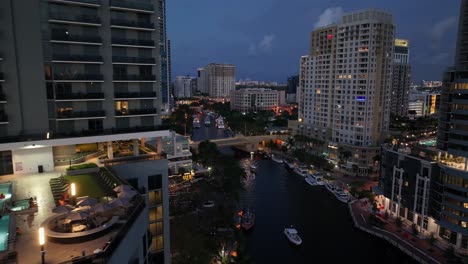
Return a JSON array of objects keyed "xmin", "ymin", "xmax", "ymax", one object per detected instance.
[
  {"xmin": 293, "ymin": 166, "xmax": 309, "ymax": 177},
  {"xmin": 284, "ymin": 226, "xmax": 302, "ymax": 245},
  {"xmin": 305, "ymin": 176, "xmax": 317, "ymax": 186},
  {"xmin": 284, "ymin": 161, "xmax": 296, "ymax": 170},
  {"xmin": 204, "ymin": 116, "xmax": 211, "ymax": 126},
  {"xmin": 271, "ymin": 155, "xmax": 283, "ymax": 164},
  {"xmin": 325, "ymin": 182, "xmax": 336, "ymax": 193},
  {"xmin": 333, "ymin": 188, "xmax": 351, "ymax": 203}
]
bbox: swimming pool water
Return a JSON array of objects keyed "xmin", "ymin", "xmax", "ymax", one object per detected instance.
[
  {"xmin": 0, "ymin": 214, "xmax": 10, "ymax": 251},
  {"xmin": 0, "ymin": 183, "xmax": 12, "ymax": 211},
  {"xmin": 9, "ymin": 200, "xmax": 29, "ymax": 212}
]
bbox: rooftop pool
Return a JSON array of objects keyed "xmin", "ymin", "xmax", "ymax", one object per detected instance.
[
  {"xmin": 0, "ymin": 214, "xmax": 10, "ymax": 252},
  {"xmin": 419, "ymin": 139, "xmax": 436, "ymax": 147},
  {"xmin": 0, "ymin": 182, "xmax": 12, "ymax": 211}
]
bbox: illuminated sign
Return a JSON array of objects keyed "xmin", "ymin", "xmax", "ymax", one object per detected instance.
[
  {"xmin": 356, "ymin": 96, "xmax": 366, "ymax": 101},
  {"xmin": 327, "ymin": 34, "xmax": 333, "ymax": 40},
  {"xmin": 395, "ymin": 39, "xmax": 409, "ymax": 47}
]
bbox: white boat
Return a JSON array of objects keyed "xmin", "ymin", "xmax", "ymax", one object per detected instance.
[
  {"xmin": 193, "ymin": 117, "xmax": 201, "ymax": 128},
  {"xmin": 325, "ymin": 182, "xmax": 336, "ymax": 193},
  {"xmin": 333, "ymin": 188, "xmax": 351, "ymax": 203},
  {"xmin": 305, "ymin": 176, "xmax": 317, "ymax": 186},
  {"xmin": 271, "ymin": 155, "xmax": 283, "ymax": 164},
  {"xmin": 204, "ymin": 116, "xmax": 211, "ymax": 126},
  {"xmin": 284, "ymin": 161, "xmax": 296, "ymax": 170},
  {"xmin": 284, "ymin": 227, "xmax": 302, "ymax": 245},
  {"xmin": 293, "ymin": 166, "xmax": 309, "ymax": 177},
  {"xmin": 216, "ymin": 119, "xmax": 225, "ymax": 129},
  {"xmin": 308, "ymin": 172, "xmax": 325, "ymax": 186}
]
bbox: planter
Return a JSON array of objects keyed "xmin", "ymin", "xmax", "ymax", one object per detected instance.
[{"xmin": 66, "ymin": 167, "xmax": 100, "ymax": 176}]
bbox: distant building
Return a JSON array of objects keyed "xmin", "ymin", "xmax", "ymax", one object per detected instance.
[
  {"xmin": 408, "ymin": 90, "xmax": 440, "ymax": 117},
  {"xmin": 286, "ymin": 75, "xmax": 299, "ymax": 103},
  {"xmin": 174, "ymin": 76, "xmax": 195, "ymax": 98},
  {"xmin": 296, "ymin": 9, "xmax": 395, "ymax": 175},
  {"xmin": 230, "ymin": 88, "xmax": 280, "ymax": 112},
  {"xmin": 197, "ymin": 64, "xmax": 235, "ymax": 99},
  {"xmin": 391, "ymin": 39, "xmax": 411, "ymax": 116}
]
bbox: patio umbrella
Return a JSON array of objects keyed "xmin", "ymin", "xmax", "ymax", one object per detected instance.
[
  {"xmin": 92, "ymin": 203, "xmax": 113, "ymax": 213},
  {"xmin": 76, "ymin": 198, "xmax": 98, "ymax": 207},
  {"xmin": 113, "ymin": 184, "xmax": 133, "ymax": 193},
  {"xmin": 52, "ymin": 205, "xmax": 74, "ymax": 214},
  {"xmin": 117, "ymin": 189, "xmax": 137, "ymax": 199},
  {"xmin": 109, "ymin": 197, "xmax": 132, "ymax": 208},
  {"xmin": 64, "ymin": 211, "xmax": 90, "ymax": 224}
]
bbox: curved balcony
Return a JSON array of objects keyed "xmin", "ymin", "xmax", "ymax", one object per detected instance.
[
  {"xmin": 111, "ymin": 38, "xmax": 154, "ymax": 48},
  {"xmin": 114, "ymin": 92, "xmax": 156, "ymax": 99},
  {"xmin": 50, "ymin": 74, "xmax": 103, "ymax": 82},
  {"xmin": 0, "ymin": 73, "xmax": 3, "ymax": 82},
  {"xmin": 48, "ymin": 0, "xmax": 101, "ymax": 7},
  {"xmin": 0, "ymin": 114, "xmax": 7, "ymax": 124},
  {"xmin": 55, "ymin": 93, "xmax": 105, "ymax": 101},
  {"xmin": 52, "ymin": 54, "xmax": 103, "ymax": 64},
  {"xmin": 50, "ymin": 33, "xmax": 102, "ymax": 45},
  {"xmin": 56, "ymin": 110, "xmax": 106, "ymax": 120},
  {"xmin": 113, "ymin": 74, "xmax": 156, "ymax": 82},
  {"xmin": 0, "ymin": 93, "xmax": 6, "ymax": 103},
  {"xmin": 110, "ymin": 0, "xmax": 154, "ymax": 13},
  {"xmin": 110, "ymin": 18, "xmax": 154, "ymax": 31},
  {"xmin": 112, "ymin": 56, "xmax": 155, "ymax": 65},
  {"xmin": 115, "ymin": 108, "xmax": 157, "ymax": 117},
  {"xmin": 49, "ymin": 13, "xmax": 101, "ymax": 26}
]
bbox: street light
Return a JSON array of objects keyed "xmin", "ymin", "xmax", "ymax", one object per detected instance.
[
  {"xmin": 39, "ymin": 227, "xmax": 45, "ymax": 264},
  {"xmin": 70, "ymin": 183, "xmax": 76, "ymax": 205}
]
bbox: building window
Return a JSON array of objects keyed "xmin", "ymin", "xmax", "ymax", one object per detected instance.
[
  {"xmin": 150, "ymin": 221, "xmax": 163, "ymax": 236},
  {"xmin": 149, "ymin": 206, "xmax": 163, "ymax": 222},
  {"xmin": 148, "ymin": 174, "xmax": 162, "ymax": 190},
  {"xmin": 148, "ymin": 190, "xmax": 162, "ymax": 207},
  {"xmin": 151, "ymin": 236, "xmax": 164, "ymax": 252}
]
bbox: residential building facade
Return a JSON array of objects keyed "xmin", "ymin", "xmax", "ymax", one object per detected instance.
[
  {"xmin": 391, "ymin": 39, "xmax": 410, "ymax": 116},
  {"xmin": 174, "ymin": 75, "xmax": 195, "ymax": 98},
  {"xmin": 296, "ymin": 9, "xmax": 394, "ymax": 175},
  {"xmin": 230, "ymin": 88, "xmax": 280, "ymax": 112},
  {"xmin": 197, "ymin": 63, "xmax": 235, "ymax": 99}
]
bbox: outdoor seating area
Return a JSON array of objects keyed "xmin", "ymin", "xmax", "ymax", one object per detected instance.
[{"xmin": 49, "ymin": 175, "xmax": 69, "ymax": 205}]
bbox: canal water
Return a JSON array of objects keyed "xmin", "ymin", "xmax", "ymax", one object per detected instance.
[
  {"xmin": 233, "ymin": 151, "xmax": 417, "ymax": 264},
  {"xmin": 191, "ymin": 114, "xmax": 228, "ymax": 141}
]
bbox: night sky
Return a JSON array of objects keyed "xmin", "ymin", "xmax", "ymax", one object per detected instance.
[{"xmin": 167, "ymin": 0, "xmax": 460, "ymax": 83}]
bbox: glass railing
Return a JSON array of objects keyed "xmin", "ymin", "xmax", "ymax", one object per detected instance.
[
  {"xmin": 56, "ymin": 110, "xmax": 106, "ymax": 119},
  {"xmin": 110, "ymin": 0, "xmax": 154, "ymax": 12},
  {"xmin": 111, "ymin": 38, "xmax": 154, "ymax": 47},
  {"xmin": 55, "ymin": 93, "xmax": 104, "ymax": 100},
  {"xmin": 113, "ymin": 74, "xmax": 156, "ymax": 81},
  {"xmin": 49, "ymin": 13, "xmax": 101, "ymax": 24},
  {"xmin": 114, "ymin": 92, "xmax": 156, "ymax": 98},
  {"xmin": 111, "ymin": 18, "xmax": 154, "ymax": 29},
  {"xmin": 52, "ymin": 54, "xmax": 102, "ymax": 62},
  {"xmin": 51, "ymin": 33, "xmax": 102, "ymax": 44},
  {"xmin": 115, "ymin": 108, "xmax": 157, "ymax": 116},
  {"xmin": 0, "ymin": 113, "xmax": 7, "ymax": 122},
  {"xmin": 53, "ymin": 74, "xmax": 103, "ymax": 81},
  {"xmin": 112, "ymin": 56, "xmax": 155, "ymax": 64},
  {"xmin": 49, "ymin": 0, "xmax": 101, "ymax": 6}
]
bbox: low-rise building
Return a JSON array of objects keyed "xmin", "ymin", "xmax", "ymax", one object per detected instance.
[{"xmin": 230, "ymin": 88, "xmax": 281, "ymax": 112}]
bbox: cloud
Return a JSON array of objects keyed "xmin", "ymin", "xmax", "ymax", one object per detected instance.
[
  {"xmin": 431, "ymin": 16, "xmax": 458, "ymax": 40},
  {"xmin": 248, "ymin": 34, "xmax": 276, "ymax": 56},
  {"xmin": 314, "ymin": 7, "xmax": 343, "ymax": 29}
]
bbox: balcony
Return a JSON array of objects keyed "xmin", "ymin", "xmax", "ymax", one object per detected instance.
[
  {"xmin": 115, "ymin": 108, "xmax": 157, "ymax": 117},
  {"xmin": 0, "ymin": 93, "xmax": 6, "ymax": 103},
  {"xmin": 55, "ymin": 92, "xmax": 104, "ymax": 101},
  {"xmin": 114, "ymin": 92, "xmax": 156, "ymax": 99},
  {"xmin": 110, "ymin": 18, "xmax": 154, "ymax": 31},
  {"xmin": 51, "ymin": 74, "xmax": 104, "ymax": 82},
  {"xmin": 52, "ymin": 54, "xmax": 103, "ymax": 64},
  {"xmin": 56, "ymin": 110, "xmax": 106, "ymax": 120},
  {"xmin": 0, "ymin": 113, "xmax": 7, "ymax": 124},
  {"xmin": 49, "ymin": 13, "xmax": 101, "ymax": 26},
  {"xmin": 48, "ymin": 0, "xmax": 101, "ymax": 7},
  {"xmin": 0, "ymin": 73, "xmax": 3, "ymax": 82},
  {"xmin": 111, "ymin": 38, "xmax": 155, "ymax": 48},
  {"xmin": 113, "ymin": 74, "xmax": 156, "ymax": 82},
  {"xmin": 50, "ymin": 33, "xmax": 102, "ymax": 45},
  {"xmin": 112, "ymin": 56, "xmax": 155, "ymax": 65},
  {"xmin": 110, "ymin": 0, "xmax": 154, "ymax": 13}
]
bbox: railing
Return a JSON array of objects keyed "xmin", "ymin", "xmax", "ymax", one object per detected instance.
[
  {"xmin": 55, "ymin": 93, "xmax": 104, "ymax": 100},
  {"xmin": 110, "ymin": 0, "xmax": 154, "ymax": 12},
  {"xmin": 0, "ymin": 114, "xmax": 7, "ymax": 122},
  {"xmin": 50, "ymin": 32, "xmax": 101, "ymax": 44},
  {"xmin": 52, "ymin": 54, "xmax": 103, "ymax": 62},
  {"xmin": 115, "ymin": 108, "xmax": 157, "ymax": 116},
  {"xmin": 52, "ymin": 74, "xmax": 103, "ymax": 81},
  {"xmin": 113, "ymin": 74, "xmax": 156, "ymax": 81},
  {"xmin": 0, "ymin": 94, "xmax": 7, "ymax": 101},
  {"xmin": 49, "ymin": 13, "xmax": 101, "ymax": 24},
  {"xmin": 111, "ymin": 18, "xmax": 154, "ymax": 29},
  {"xmin": 111, "ymin": 38, "xmax": 154, "ymax": 47},
  {"xmin": 112, "ymin": 56, "xmax": 155, "ymax": 64},
  {"xmin": 56, "ymin": 110, "xmax": 105, "ymax": 119},
  {"xmin": 0, "ymin": 73, "xmax": 3, "ymax": 80},
  {"xmin": 114, "ymin": 92, "xmax": 156, "ymax": 98}
]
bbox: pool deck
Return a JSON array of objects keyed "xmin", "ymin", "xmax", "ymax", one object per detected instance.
[{"xmin": 0, "ymin": 171, "xmax": 119, "ymax": 263}]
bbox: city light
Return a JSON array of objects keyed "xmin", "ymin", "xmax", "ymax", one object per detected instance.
[
  {"xmin": 38, "ymin": 227, "xmax": 45, "ymax": 246},
  {"xmin": 70, "ymin": 183, "xmax": 76, "ymax": 196}
]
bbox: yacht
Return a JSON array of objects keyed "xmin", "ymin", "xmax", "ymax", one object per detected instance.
[
  {"xmin": 308, "ymin": 172, "xmax": 325, "ymax": 186},
  {"xmin": 284, "ymin": 161, "xmax": 296, "ymax": 170},
  {"xmin": 293, "ymin": 166, "xmax": 309, "ymax": 177},
  {"xmin": 241, "ymin": 210, "xmax": 255, "ymax": 231},
  {"xmin": 217, "ymin": 120, "xmax": 225, "ymax": 129},
  {"xmin": 325, "ymin": 182, "xmax": 336, "ymax": 193},
  {"xmin": 204, "ymin": 116, "xmax": 211, "ymax": 126},
  {"xmin": 284, "ymin": 227, "xmax": 302, "ymax": 245},
  {"xmin": 305, "ymin": 176, "xmax": 317, "ymax": 186},
  {"xmin": 271, "ymin": 155, "xmax": 283, "ymax": 164},
  {"xmin": 333, "ymin": 188, "xmax": 351, "ymax": 203}
]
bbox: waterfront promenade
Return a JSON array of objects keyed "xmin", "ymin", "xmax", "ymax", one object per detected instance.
[{"xmin": 348, "ymin": 200, "xmax": 449, "ymax": 264}]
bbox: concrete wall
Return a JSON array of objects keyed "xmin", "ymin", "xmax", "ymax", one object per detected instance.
[{"xmin": 12, "ymin": 146, "xmax": 54, "ymax": 174}]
